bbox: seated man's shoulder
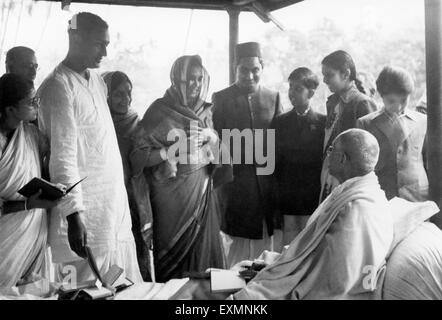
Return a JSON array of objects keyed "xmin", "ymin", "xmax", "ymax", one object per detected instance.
[
  {"xmin": 331, "ymin": 198, "xmax": 392, "ymax": 236},
  {"xmin": 343, "ymin": 196, "xmax": 390, "ymax": 218}
]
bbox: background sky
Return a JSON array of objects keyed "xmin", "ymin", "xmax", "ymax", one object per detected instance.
[{"xmin": 0, "ymin": 0, "xmax": 426, "ymax": 115}]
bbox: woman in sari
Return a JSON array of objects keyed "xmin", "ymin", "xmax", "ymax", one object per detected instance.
[
  {"xmin": 130, "ymin": 55, "xmax": 226, "ymax": 282},
  {"xmin": 0, "ymin": 73, "xmax": 58, "ymax": 288},
  {"xmin": 102, "ymin": 71, "xmax": 152, "ymax": 281}
]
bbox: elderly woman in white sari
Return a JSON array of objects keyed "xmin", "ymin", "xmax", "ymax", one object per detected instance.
[
  {"xmin": 102, "ymin": 71, "xmax": 152, "ymax": 281},
  {"xmin": 0, "ymin": 74, "xmax": 58, "ymax": 288}
]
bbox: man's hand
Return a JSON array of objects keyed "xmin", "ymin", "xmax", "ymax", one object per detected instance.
[
  {"xmin": 67, "ymin": 212, "xmax": 88, "ymax": 258},
  {"xmin": 231, "ymin": 260, "xmax": 254, "ymax": 272}
]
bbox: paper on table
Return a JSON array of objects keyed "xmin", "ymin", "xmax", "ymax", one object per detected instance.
[{"xmin": 210, "ymin": 269, "xmax": 246, "ymax": 293}]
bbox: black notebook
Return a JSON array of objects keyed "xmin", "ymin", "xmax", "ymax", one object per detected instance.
[{"xmin": 17, "ymin": 177, "xmax": 86, "ymax": 201}]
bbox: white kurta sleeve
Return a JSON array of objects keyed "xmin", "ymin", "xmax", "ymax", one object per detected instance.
[{"xmin": 39, "ymin": 78, "xmax": 86, "ymax": 218}]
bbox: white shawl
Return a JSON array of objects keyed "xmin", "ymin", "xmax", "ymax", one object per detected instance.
[{"xmin": 234, "ymin": 172, "xmax": 394, "ymax": 300}]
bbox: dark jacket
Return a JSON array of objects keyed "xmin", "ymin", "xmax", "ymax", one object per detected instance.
[
  {"xmin": 212, "ymin": 84, "xmax": 283, "ymax": 239},
  {"xmin": 324, "ymin": 85, "xmax": 378, "ymax": 152},
  {"xmin": 271, "ymin": 108, "xmax": 326, "ymax": 215},
  {"xmin": 357, "ymin": 109, "xmax": 429, "ymax": 201}
]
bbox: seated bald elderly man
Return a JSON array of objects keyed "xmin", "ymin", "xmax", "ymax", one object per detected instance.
[{"xmin": 233, "ymin": 128, "xmax": 394, "ymax": 300}]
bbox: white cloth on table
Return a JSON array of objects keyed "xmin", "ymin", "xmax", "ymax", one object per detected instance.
[
  {"xmin": 37, "ymin": 63, "xmax": 142, "ymax": 283},
  {"xmin": 0, "ymin": 278, "xmax": 189, "ymax": 300},
  {"xmin": 115, "ymin": 278, "xmax": 189, "ymax": 300}
]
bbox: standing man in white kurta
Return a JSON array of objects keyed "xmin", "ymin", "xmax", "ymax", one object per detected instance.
[{"xmin": 37, "ymin": 12, "xmax": 142, "ymax": 284}]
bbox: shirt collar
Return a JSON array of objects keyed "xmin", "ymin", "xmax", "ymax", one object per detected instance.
[
  {"xmin": 383, "ymin": 107, "xmax": 417, "ymax": 122},
  {"xmin": 339, "ymin": 82, "xmax": 359, "ymax": 104},
  {"xmin": 59, "ymin": 63, "xmax": 91, "ymax": 87},
  {"xmin": 294, "ymin": 105, "xmax": 311, "ymax": 117}
]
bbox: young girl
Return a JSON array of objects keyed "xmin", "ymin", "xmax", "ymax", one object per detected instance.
[
  {"xmin": 357, "ymin": 66, "xmax": 428, "ymax": 201},
  {"xmin": 320, "ymin": 50, "xmax": 378, "ymax": 202}
]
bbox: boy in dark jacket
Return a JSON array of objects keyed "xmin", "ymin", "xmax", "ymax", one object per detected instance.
[{"xmin": 271, "ymin": 67, "xmax": 326, "ymax": 244}]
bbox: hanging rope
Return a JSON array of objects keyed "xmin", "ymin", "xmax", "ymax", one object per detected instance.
[
  {"xmin": 0, "ymin": 0, "xmax": 14, "ymax": 60},
  {"xmin": 36, "ymin": 2, "xmax": 53, "ymax": 52},
  {"xmin": 13, "ymin": 0, "xmax": 25, "ymax": 46},
  {"xmin": 182, "ymin": 9, "xmax": 194, "ymax": 54}
]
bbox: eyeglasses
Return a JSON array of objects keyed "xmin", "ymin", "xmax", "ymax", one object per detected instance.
[
  {"xmin": 17, "ymin": 96, "xmax": 40, "ymax": 109},
  {"xmin": 20, "ymin": 62, "xmax": 39, "ymax": 71},
  {"xmin": 28, "ymin": 97, "xmax": 40, "ymax": 108},
  {"xmin": 327, "ymin": 144, "xmax": 348, "ymax": 161}
]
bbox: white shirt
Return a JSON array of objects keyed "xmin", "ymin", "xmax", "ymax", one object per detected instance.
[{"xmin": 38, "ymin": 63, "xmax": 134, "ymax": 263}]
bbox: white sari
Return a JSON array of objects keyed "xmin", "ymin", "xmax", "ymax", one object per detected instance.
[{"xmin": 0, "ymin": 122, "xmax": 48, "ymax": 288}]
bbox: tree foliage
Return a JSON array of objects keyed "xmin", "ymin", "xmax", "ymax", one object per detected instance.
[{"xmin": 260, "ymin": 17, "xmax": 425, "ymax": 113}]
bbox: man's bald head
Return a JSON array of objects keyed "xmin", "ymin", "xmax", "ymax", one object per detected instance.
[
  {"xmin": 5, "ymin": 46, "xmax": 38, "ymax": 82},
  {"xmin": 329, "ymin": 129, "xmax": 379, "ymax": 182}
]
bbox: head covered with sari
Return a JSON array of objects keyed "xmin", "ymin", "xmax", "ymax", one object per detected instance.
[
  {"xmin": 102, "ymin": 71, "xmax": 133, "ymax": 106},
  {"xmin": 132, "ymin": 54, "xmax": 214, "ymax": 180},
  {"xmin": 166, "ymin": 54, "xmax": 210, "ymax": 113},
  {"xmin": 129, "ymin": 55, "xmax": 227, "ymax": 281},
  {"xmin": 102, "ymin": 71, "xmax": 139, "ymax": 138}
]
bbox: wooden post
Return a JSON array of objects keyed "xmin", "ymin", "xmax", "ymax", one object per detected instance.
[
  {"xmin": 425, "ymin": 0, "xmax": 442, "ymax": 227},
  {"xmin": 228, "ymin": 9, "xmax": 239, "ymax": 85}
]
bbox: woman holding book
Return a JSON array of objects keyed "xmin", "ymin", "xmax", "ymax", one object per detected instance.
[
  {"xmin": 130, "ymin": 55, "xmax": 226, "ymax": 281},
  {"xmin": 0, "ymin": 73, "xmax": 58, "ymax": 288}
]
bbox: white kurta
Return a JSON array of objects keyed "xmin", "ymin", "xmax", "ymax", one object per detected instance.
[{"xmin": 37, "ymin": 63, "xmax": 142, "ymax": 282}]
